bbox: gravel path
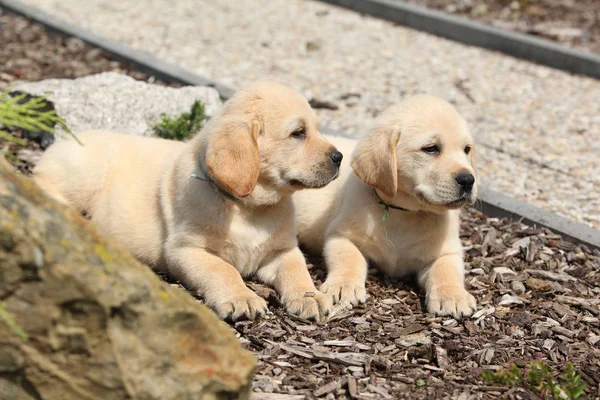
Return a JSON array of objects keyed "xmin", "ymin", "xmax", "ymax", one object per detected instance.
[{"xmin": 14, "ymin": 0, "xmax": 600, "ymax": 229}]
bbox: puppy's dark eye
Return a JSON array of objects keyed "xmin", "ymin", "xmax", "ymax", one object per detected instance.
[
  {"xmin": 291, "ymin": 129, "xmax": 306, "ymax": 139},
  {"xmin": 464, "ymin": 145, "xmax": 471, "ymax": 155},
  {"xmin": 422, "ymin": 145, "xmax": 440, "ymax": 155}
]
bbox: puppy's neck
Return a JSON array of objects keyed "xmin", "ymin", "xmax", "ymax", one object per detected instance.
[
  {"xmin": 239, "ymin": 179, "xmax": 288, "ymax": 208},
  {"xmin": 191, "ymin": 166, "xmax": 285, "ymax": 208},
  {"xmin": 375, "ymin": 188, "xmax": 448, "ymax": 216},
  {"xmin": 375, "ymin": 189, "xmax": 420, "ymax": 212}
]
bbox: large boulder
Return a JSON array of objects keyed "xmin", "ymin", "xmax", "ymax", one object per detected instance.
[
  {"xmin": 0, "ymin": 157, "xmax": 255, "ymax": 399},
  {"xmin": 14, "ymin": 72, "xmax": 222, "ymax": 138}
]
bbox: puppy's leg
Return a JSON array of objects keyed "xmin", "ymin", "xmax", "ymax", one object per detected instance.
[
  {"xmin": 419, "ymin": 253, "xmax": 476, "ymax": 318},
  {"xmin": 320, "ymin": 236, "xmax": 368, "ymax": 306},
  {"xmin": 257, "ymin": 248, "xmax": 332, "ymax": 321},
  {"xmin": 166, "ymin": 246, "xmax": 268, "ymax": 321}
]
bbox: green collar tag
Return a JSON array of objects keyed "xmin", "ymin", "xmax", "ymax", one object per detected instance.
[
  {"xmin": 381, "ymin": 205, "xmax": 390, "ymax": 223},
  {"xmin": 373, "ymin": 189, "xmax": 409, "ymax": 223}
]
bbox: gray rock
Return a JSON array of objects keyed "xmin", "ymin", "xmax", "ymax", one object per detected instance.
[{"xmin": 15, "ymin": 72, "xmax": 222, "ymax": 138}]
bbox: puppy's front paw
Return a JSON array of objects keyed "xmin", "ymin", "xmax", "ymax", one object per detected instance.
[
  {"xmin": 320, "ymin": 277, "xmax": 367, "ymax": 306},
  {"xmin": 283, "ymin": 291, "xmax": 332, "ymax": 321},
  {"xmin": 426, "ymin": 285, "xmax": 476, "ymax": 318},
  {"xmin": 212, "ymin": 291, "xmax": 268, "ymax": 322}
]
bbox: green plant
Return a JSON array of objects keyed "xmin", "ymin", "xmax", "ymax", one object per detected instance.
[
  {"xmin": 481, "ymin": 360, "xmax": 586, "ymax": 399},
  {"xmin": 562, "ymin": 363, "xmax": 586, "ymax": 399},
  {"xmin": 153, "ymin": 100, "xmax": 209, "ymax": 141},
  {"xmin": 0, "ymin": 90, "xmax": 79, "ymax": 143},
  {"xmin": 481, "ymin": 363, "xmax": 522, "ymax": 386},
  {"xmin": 0, "ymin": 90, "xmax": 79, "ymax": 163}
]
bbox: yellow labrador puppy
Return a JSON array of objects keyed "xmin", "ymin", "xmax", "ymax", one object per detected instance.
[
  {"xmin": 294, "ymin": 95, "xmax": 477, "ymax": 318},
  {"xmin": 33, "ymin": 81, "xmax": 343, "ymax": 321}
]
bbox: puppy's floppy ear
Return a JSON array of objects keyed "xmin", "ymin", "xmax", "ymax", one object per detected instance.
[
  {"xmin": 205, "ymin": 117, "xmax": 261, "ymax": 198},
  {"xmin": 350, "ymin": 125, "xmax": 400, "ymax": 198}
]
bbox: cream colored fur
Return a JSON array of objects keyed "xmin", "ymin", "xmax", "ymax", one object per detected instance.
[
  {"xmin": 294, "ymin": 95, "xmax": 478, "ymax": 318},
  {"xmin": 33, "ymin": 81, "xmax": 342, "ymax": 321}
]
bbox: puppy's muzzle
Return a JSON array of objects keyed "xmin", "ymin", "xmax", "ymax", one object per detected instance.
[{"xmin": 301, "ymin": 149, "xmax": 342, "ymax": 188}]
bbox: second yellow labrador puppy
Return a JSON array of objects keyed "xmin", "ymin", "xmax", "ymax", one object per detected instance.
[
  {"xmin": 294, "ymin": 95, "xmax": 477, "ymax": 318},
  {"xmin": 33, "ymin": 81, "xmax": 342, "ymax": 321}
]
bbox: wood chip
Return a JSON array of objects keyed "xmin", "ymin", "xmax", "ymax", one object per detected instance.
[
  {"xmin": 347, "ymin": 376, "xmax": 358, "ymax": 399},
  {"xmin": 395, "ymin": 332, "xmax": 432, "ymax": 347},
  {"xmin": 323, "ymin": 340, "xmax": 355, "ymax": 347},
  {"xmin": 366, "ymin": 384, "xmax": 393, "ymax": 399},
  {"xmin": 324, "ymin": 352, "xmax": 369, "ymax": 366},
  {"xmin": 498, "ymin": 294, "xmax": 525, "ymax": 306},
  {"xmin": 396, "ymin": 323, "xmax": 426, "ymax": 336},
  {"xmin": 557, "ymin": 295, "xmax": 600, "ymax": 316},
  {"xmin": 480, "ymin": 348, "xmax": 495, "ymax": 365},
  {"xmin": 525, "ymin": 269, "xmax": 577, "ymax": 282},
  {"xmin": 472, "ymin": 306, "xmax": 495, "ymax": 319},
  {"xmin": 435, "ymin": 345, "xmax": 450, "ymax": 370},
  {"xmin": 313, "ymin": 380, "xmax": 341, "ymax": 397},
  {"xmin": 279, "ymin": 344, "xmax": 313, "ymax": 359},
  {"xmin": 252, "ymin": 394, "xmax": 305, "ymax": 400},
  {"xmin": 551, "ymin": 325, "xmax": 575, "ymax": 339}
]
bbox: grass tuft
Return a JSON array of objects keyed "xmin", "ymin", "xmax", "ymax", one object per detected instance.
[
  {"xmin": 1, "ymin": 90, "xmax": 79, "ymax": 164},
  {"xmin": 0, "ymin": 90, "xmax": 79, "ymax": 143},
  {"xmin": 481, "ymin": 360, "xmax": 586, "ymax": 399},
  {"xmin": 153, "ymin": 100, "xmax": 209, "ymax": 141}
]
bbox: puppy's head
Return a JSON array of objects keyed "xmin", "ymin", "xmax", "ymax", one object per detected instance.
[
  {"xmin": 351, "ymin": 95, "xmax": 477, "ymax": 210},
  {"xmin": 202, "ymin": 81, "xmax": 341, "ymax": 199}
]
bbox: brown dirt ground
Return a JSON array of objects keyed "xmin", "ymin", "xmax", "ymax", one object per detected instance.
[
  {"xmin": 2, "ymin": 9, "xmax": 599, "ymax": 400},
  {"xmin": 402, "ymin": 0, "xmax": 600, "ymax": 54}
]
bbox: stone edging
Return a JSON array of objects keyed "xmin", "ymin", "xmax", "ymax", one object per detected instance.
[
  {"xmin": 2, "ymin": 0, "xmax": 599, "ymax": 250},
  {"xmin": 316, "ymin": 0, "xmax": 600, "ymax": 79}
]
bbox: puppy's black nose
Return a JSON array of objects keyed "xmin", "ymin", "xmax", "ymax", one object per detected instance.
[
  {"xmin": 329, "ymin": 150, "xmax": 343, "ymax": 165},
  {"xmin": 455, "ymin": 173, "xmax": 475, "ymax": 191}
]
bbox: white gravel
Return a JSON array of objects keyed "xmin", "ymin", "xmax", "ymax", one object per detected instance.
[{"xmin": 19, "ymin": 0, "xmax": 600, "ymax": 228}]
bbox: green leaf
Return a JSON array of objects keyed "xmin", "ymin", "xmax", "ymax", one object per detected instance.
[
  {"xmin": 0, "ymin": 301, "xmax": 28, "ymax": 340},
  {"xmin": 2, "ymin": 150, "xmax": 23, "ymax": 164},
  {"xmin": 415, "ymin": 379, "xmax": 425, "ymax": 387},
  {"xmin": 0, "ymin": 130, "xmax": 26, "ymax": 146},
  {"xmin": 572, "ymin": 383, "xmax": 586, "ymax": 399}
]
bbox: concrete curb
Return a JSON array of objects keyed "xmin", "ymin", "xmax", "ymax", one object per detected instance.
[
  {"xmin": 2, "ymin": 0, "xmax": 598, "ymax": 250},
  {"xmin": 317, "ymin": 0, "xmax": 600, "ymax": 79},
  {"xmin": 0, "ymin": 0, "xmax": 236, "ymax": 100},
  {"xmin": 477, "ymin": 188, "xmax": 600, "ymax": 251}
]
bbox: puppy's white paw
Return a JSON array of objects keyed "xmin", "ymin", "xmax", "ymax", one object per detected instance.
[
  {"xmin": 283, "ymin": 291, "xmax": 332, "ymax": 321},
  {"xmin": 212, "ymin": 291, "xmax": 268, "ymax": 321},
  {"xmin": 320, "ymin": 277, "xmax": 367, "ymax": 306},
  {"xmin": 426, "ymin": 285, "xmax": 476, "ymax": 318}
]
